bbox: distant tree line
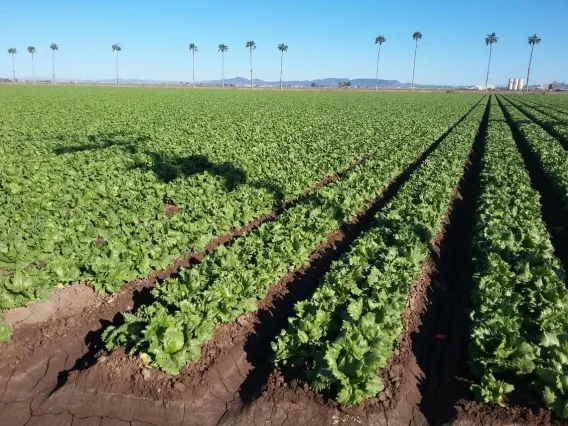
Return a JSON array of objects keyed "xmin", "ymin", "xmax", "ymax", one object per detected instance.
[{"xmin": 6, "ymin": 33, "xmax": 542, "ymax": 92}]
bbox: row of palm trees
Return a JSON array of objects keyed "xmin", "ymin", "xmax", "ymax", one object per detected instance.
[
  {"xmin": 7, "ymin": 33, "xmax": 542, "ymax": 91},
  {"xmin": 373, "ymin": 31, "xmax": 423, "ymax": 91},
  {"xmin": 7, "ymin": 43, "xmax": 58, "ymax": 83},
  {"xmin": 482, "ymin": 32, "xmax": 541, "ymax": 92},
  {"xmin": 6, "ymin": 41, "xmax": 289, "ymax": 89},
  {"xmin": 373, "ymin": 31, "xmax": 541, "ymax": 92},
  {"xmin": 189, "ymin": 42, "xmax": 289, "ymax": 89}
]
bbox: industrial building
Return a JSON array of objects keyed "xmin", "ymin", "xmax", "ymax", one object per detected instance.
[{"xmin": 508, "ymin": 78, "xmax": 524, "ymax": 91}]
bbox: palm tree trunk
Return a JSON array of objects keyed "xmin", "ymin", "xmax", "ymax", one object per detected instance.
[
  {"xmin": 375, "ymin": 44, "xmax": 381, "ymax": 91},
  {"xmin": 280, "ymin": 51, "xmax": 283, "ymax": 91},
  {"xmin": 32, "ymin": 54, "xmax": 35, "ymax": 83},
  {"xmin": 526, "ymin": 44, "xmax": 534, "ymax": 93},
  {"xmin": 222, "ymin": 52, "xmax": 225, "ymax": 89},
  {"xmin": 52, "ymin": 51, "xmax": 55, "ymax": 84},
  {"xmin": 192, "ymin": 51, "xmax": 195, "ymax": 88},
  {"xmin": 12, "ymin": 54, "xmax": 15, "ymax": 82},
  {"xmin": 485, "ymin": 44, "xmax": 492, "ymax": 93},
  {"xmin": 116, "ymin": 51, "xmax": 119, "ymax": 86},
  {"xmin": 250, "ymin": 48, "xmax": 253, "ymax": 89},
  {"xmin": 411, "ymin": 40, "xmax": 418, "ymax": 90}
]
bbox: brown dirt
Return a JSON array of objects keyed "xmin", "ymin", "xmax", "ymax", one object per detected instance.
[
  {"xmin": 163, "ymin": 203, "xmax": 181, "ymax": 217},
  {"xmin": 219, "ymin": 129, "xmax": 480, "ymax": 426},
  {"xmin": 424, "ymin": 96, "xmax": 568, "ymax": 425},
  {"xmin": 1, "ymin": 150, "xmax": 369, "ymax": 345},
  {"xmin": 7, "ymin": 99, "xmax": 552, "ymax": 425},
  {"xmin": 0, "ymin": 152, "xmax": 371, "ymax": 426},
  {"xmin": 2, "ymin": 285, "xmax": 98, "ymax": 328},
  {"xmin": 438, "ymin": 96, "xmax": 568, "ymax": 425},
  {"xmin": 0, "ymin": 99, "xmax": 485, "ymax": 426},
  {"xmin": 453, "ymin": 401, "xmax": 562, "ymax": 426}
]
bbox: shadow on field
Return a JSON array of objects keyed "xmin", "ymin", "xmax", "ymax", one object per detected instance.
[
  {"xmin": 53, "ymin": 131, "xmax": 148, "ymax": 154},
  {"xmin": 140, "ymin": 152, "xmax": 248, "ymax": 190},
  {"xmin": 53, "ymin": 130, "xmax": 286, "ymax": 201}
]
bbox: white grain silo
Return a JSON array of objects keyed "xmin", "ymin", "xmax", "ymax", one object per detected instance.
[
  {"xmin": 508, "ymin": 78, "xmax": 515, "ymax": 90},
  {"xmin": 517, "ymin": 78, "xmax": 524, "ymax": 91},
  {"xmin": 512, "ymin": 78, "xmax": 519, "ymax": 91}
]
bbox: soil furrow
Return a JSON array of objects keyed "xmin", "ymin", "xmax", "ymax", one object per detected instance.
[
  {"xmin": 224, "ymin": 100, "xmax": 488, "ymax": 426},
  {"xmin": 441, "ymin": 95, "xmax": 568, "ymax": 426},
  {"xmin": 233, "ymin": 96, "xmax": 485, "ymax": 406},
  {"xmin": 497, "ymin": 95, "xmax": 568, "ymax": 277},
  {"xmin": 8, "ymin": 102, "xmax": 484, "ymax": 426},
  {"xmin": 0, "ymin": 151, "xmax": 375, "ymax": 425},
  {"xmin": 513, "ymin": 96, "xmax": 568, "ymax": 118},
  {"xmin": 503, "ymin": 95, "xmax": 568, "ymax": 149},
  {"xmin": 509, "ymin": 96, "xmax": 568, "ymax": 122},
  {"xmin": 414, "ymin": 94, "xmax": 490, "ymax": 424},
  {"xmin": 3, "ymin": 149, "xmax": 372, "ymax": 333},
  {"xmin": 0, "ymin": 149, "xmax": 374, "ymax": 376}
]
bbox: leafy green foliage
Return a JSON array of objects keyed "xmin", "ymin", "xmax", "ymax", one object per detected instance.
[
  {"xmin": 471, "ymin": 373, "xmax": 515, "ymax": 406},
  {"xmin": 0, "ymin": 322, "xmax": 11, "ymax": 342},
  {"xmin": 504, "ymin": 95, "xmax": 568, "ymax": 144},
  {"xmin": 102, "ymin": 94, "xmax": 483, "ymax": 375},
  {"xmin": 1, "ymin": 87, "xmax": 467, "ymax": 313},
  {"xmin": 273, "ymin": 100, "xmax": 487, "ymax": 405},
  {"xmin": 469, "ymin": 98, "xmax": 568, "ymax": 418},
  {"xmin": 500, "ymin": 96, "xmax": 568, "ymax": 212}
]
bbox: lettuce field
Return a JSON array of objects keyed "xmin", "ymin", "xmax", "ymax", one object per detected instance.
[{"xmin": 1, "ymin": 86, "xmax": 568, "ymax": 425}]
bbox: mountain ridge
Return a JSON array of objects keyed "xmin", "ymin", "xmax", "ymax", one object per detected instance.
[{"xmin": 8, "ymin": 76, "xmax": 566, "ymax": 89}]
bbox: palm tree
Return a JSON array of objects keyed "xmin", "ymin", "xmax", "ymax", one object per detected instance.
[
  {"xmin": 411, "ymin": 32, "xmax": 422, "ymax": 90},
  {"xmin": 375, "ymin": 36, "xmax": 386, "ymax": 91},
  {"xmin": 7, "ymin": 48, "xmax": 16, "ymax": 81},
  {"xmin": 189, "ymin": 43, "xmax": 198, "ymax": 87},
  {"xmin": 50, "ymin": 43, "xmax": 58, "ymax": 84},
  {"xmin": 27, "ymin": 46, "xmax": 36, "ymax": 83},
  {"xmin": 112, "ymin": 43, "xmax": 121, "ymax": 85},
  {"xmin": 218, "ymin": 44, "xmax": 228, "ymax": 88},
  {"xmin": 246, "ymin": 40, "xmax": 256, "ymax": 89},
  {"xmin": 526, "ymin": 34, "xmax": 541, "ymax": 92},
  {"xmin": 484, "ymin": 33, "xmax": 498, "ymax": 92},
  {"xmin": 278, "ymin": 43, "xmax": 288, "ymax": 91}
]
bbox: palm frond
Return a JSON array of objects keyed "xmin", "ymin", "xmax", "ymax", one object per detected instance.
[{"xmin": 485, "ymin": 32, "xmax": 498, "ymax": 46}]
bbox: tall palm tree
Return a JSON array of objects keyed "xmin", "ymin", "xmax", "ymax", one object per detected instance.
[
  {"xmin": 189, "ymin": 43, "xmax": 198, "ymax": 87},
  {"xmin": 27, "ymin": 46, "xmax": 36, "ymax": 83},
  {"xmin": 50, "ymin": 43, "xmax": 58, "ymax": 84},
  {"xmin": 218, "ymin": 44, "xmax": 228, "ymax": 88},
  {"xmin": 8, "ymin": 48, "xmax": 17, "ymax": 81},
  {"xmin": 375, "ymin": 36, "xmax": 386, "ymax": 91},
  {"xmin": 112, "ymin": 43, "xmax": 121, "ymax": 85},
  {"xmin": 484, "ymin": 32, "xmax": 498, "ymax": 92},
  {"xmin": 246, "ymin": 40, "xmax": 256, "ymax": 89},
  {"xmin": 278, "ymin": 43, "xmax": 288, "ymax": 91},
  {"xmin": 411, "ymin": 32, "xmax": 422, "ymax": 90},
  {"xmin": 526, "ymin": 34, "xmax": 541, "ymax": 92}
]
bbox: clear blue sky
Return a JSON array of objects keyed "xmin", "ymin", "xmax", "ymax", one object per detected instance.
[{"xmin": 1, "ymin": 0, "xmax": 566, "ymax": 85}]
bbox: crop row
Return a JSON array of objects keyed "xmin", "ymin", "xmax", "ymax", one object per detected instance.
[
  {"xmin": 517, "ymin": 95, "xmax": 568, "ymax": 115},
  {"xmin": 508, "ymin": 96, "xmax": 567, "ymax": 124},
  {"xmin": 0, "ymin": 89, "xmax": 477, "ymax": 315},
  {"xmin": 468, "ymin": 99, "xmax": 568, "ymax": 418},
  {"xmin": 498, "ymin": 96, "xmax": 568, "ymax": 211},
  {"xmin": 272, "ymin": 99, "xmax": 487, "ymax": 405},
  {"xmin": 102, "ymin": 98, "xmax": 483, "ymax": 375},
  {"xmin": 503, "ymin": 95, "xmax": 568, "ymax": 146}
]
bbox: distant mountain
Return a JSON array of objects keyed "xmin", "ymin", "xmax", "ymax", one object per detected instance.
[
  {"xmin": 201, "ymin": 76, "xmax": 454, "ymax": 88},
  {"xmin": 11, "ymin": 76, "xmax": 562, "ymax": 89},
  {"xmin": 550, "ymin": 81, "xmax": 568, "ymax": 90}
]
